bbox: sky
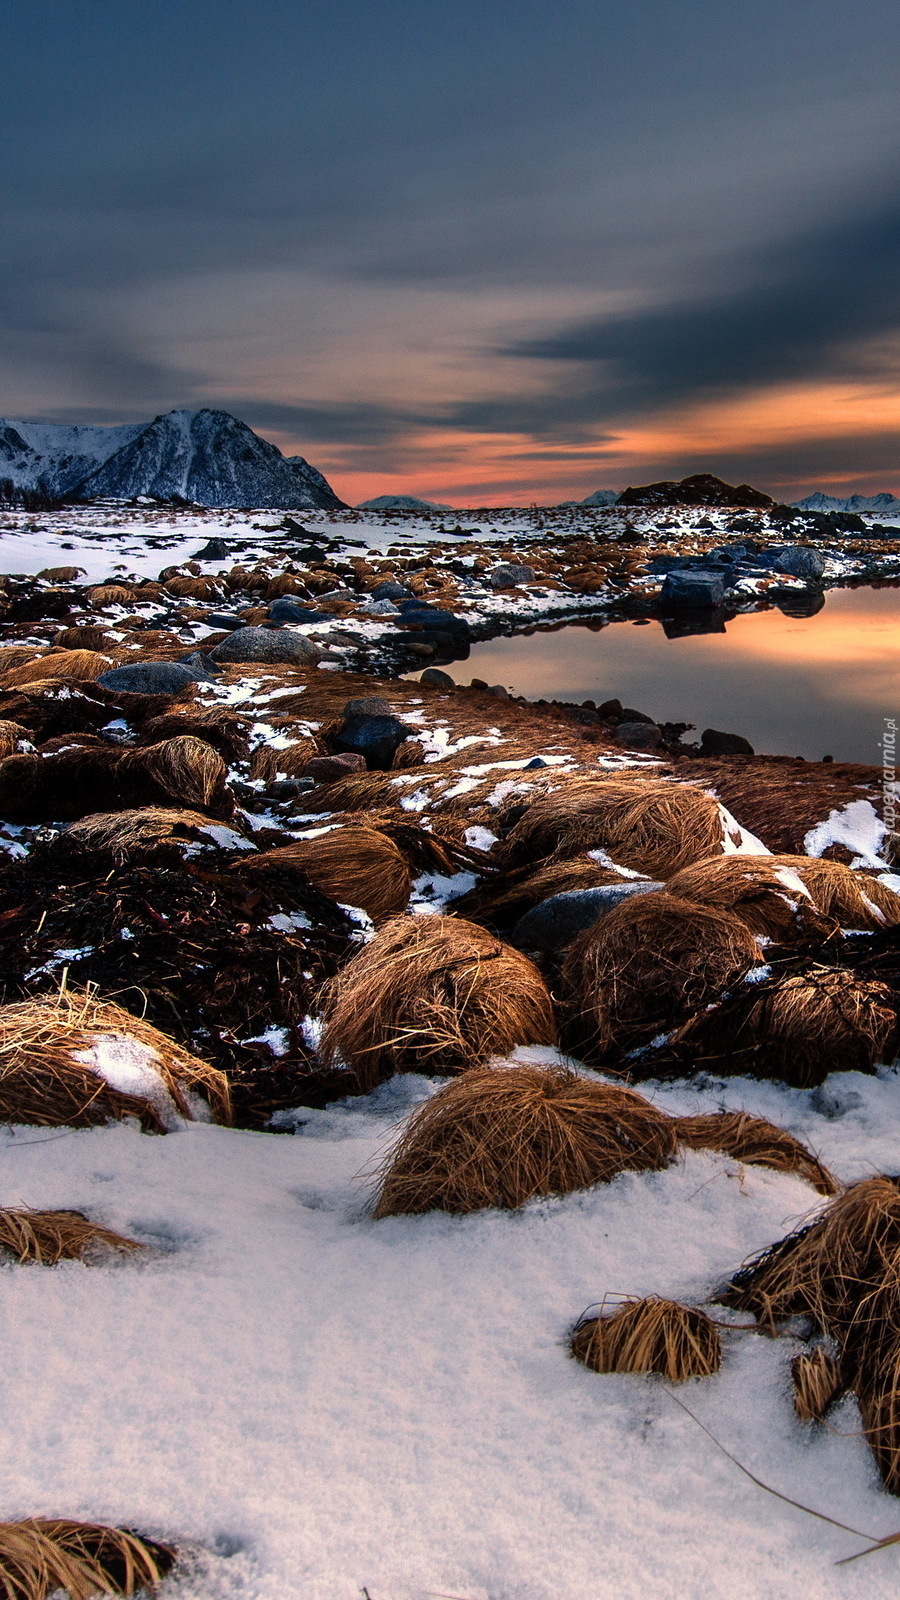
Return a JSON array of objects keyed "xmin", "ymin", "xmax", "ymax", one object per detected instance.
[{"xmin": 3, "ymin": 0, "xmax": 900, "ymax": 506}]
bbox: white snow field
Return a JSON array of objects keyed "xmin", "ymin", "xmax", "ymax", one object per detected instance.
[{"xmin": 2, "ymin": 1054, "xmax": 900, "ymax": 1600}]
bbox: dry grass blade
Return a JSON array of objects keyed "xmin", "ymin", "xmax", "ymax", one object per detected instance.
[
  {"xmin": 571, "ymin": 1296, "xmax": 722, "ymax": 1381},
  {"xmin": 373, "ymin": 1065, "xmax": 678, "ymax": 1216},
  {"xmin": 792, "ymin": 1347, "xmax": 846, "ymax": 1421},
  {"xmin": 675, "ymin": 1111, "xmax": 839, "ymax": 1195},
  {"xmin": 242, "ymin": 825, "xmax": 411, "ymax": 923},
  {"xmin": 0, "ymin": 1518, "xmax": 174, "ymax": 1599},
  {"xmin": 561, "ymin": 892, "xmax": 759, "ymax": 1060},
  {"xmin": 501, "ymin": 778, "xmax": 729, "ymax": 877},
  {"xmin": 0, "ymin": 1208, "xmax": 143, "ymax": 1265},
  {"xmin": 0, "ymin": 987, "xmax": 232, "ymax": 1131},
  {"xmin": 319, "ymin": 915, "xmax": 556, "ymax": 1088}
]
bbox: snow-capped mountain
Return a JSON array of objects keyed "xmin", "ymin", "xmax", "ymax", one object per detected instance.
[
  {"xmin": 793, "ymin": 491, "xmax": 900, "ymax": 515},
  {"xmin": 580, "ymin": 489, "xmax": 620, "ymax": 506},
  {"xmin": 356, "ymin": 494, "xmax": 453, "ymax": 511},
  {"xmin": 0, "ymin": 409, "xmax": 346, "ymax": 509}
]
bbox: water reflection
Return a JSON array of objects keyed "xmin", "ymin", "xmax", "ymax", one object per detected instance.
[{"xmin": 447, "ymin": 585, "xmax": 900, "ymax": 765}]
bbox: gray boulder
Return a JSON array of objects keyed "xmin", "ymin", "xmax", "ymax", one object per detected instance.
[
  {"xmin": 209, "ymin": 626, "xmax": 323, "ymax": 666},
  {"xmin": 371, "ymin": 580, "xmax": 413, "ymax": 601},
  {"xmin": 511, "ymin": 881, "xmax": 664, "ymax": 951},
  {"xmin": 660, "ymin": 570, "xmax": 726, "ymax": 608},
  {"xmin": 772, "ymin": 546, "xmax": 826, "ymax": 579},
  {"xmin": 97, "ymin": 661, "xmax": 201, "ymax": 695},
  {"xmin": 700, "ymin": 727, "xmax": 754, "ymax": 756},
  {"xmin": 207, "ymin": 611, "xmax": 246, "ymax": 630},
  {"xmin": 420, "ymin": 668, "xmax": 455, "ymax": 689},
  {"xmin": 614, "ymin": 721, "xmax": 663, "ymax": 751},
  {"xmin": 488, "ymin": 562, "xmax": 535, "ymax": 589}
]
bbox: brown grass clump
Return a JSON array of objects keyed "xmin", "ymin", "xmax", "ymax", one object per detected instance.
[
  {"xmin": 137, "ymin": 706, "xmax": 251, "ymax": 765},
  {"xmin": 0, "ymin": 721, "xmax": 26, "ymax": 760},
  {"xmin": 163, "ymin": 575, "xmax": 223, "ymax": 600},
  {"xmin": 0, "ymin": 1518, "xmax": 174, "ymax": 1599},
  {"xmin": 785, "ymin": 855, "xmax": 900, "ymax": 929},
  {"xmin": 87, "ymin": 584, "xmax": 135, "ymax": 607},
  {"xmin": 675, "ymin": 1110, "xmax": 839, "ymax": 1195},
  {"xmin": 671, "ymin": 967, "xmax": 898, "ymax": 1088},
  {"xmin": 57, "ymin": 807, "xmax": 246, "ymax": 863},
  {"xmin": 721, "ymin": 1176, "xmax": 900, "ymax": 1335},
  {"xmin": 454, "ymin": 855, "xmax": 624, "ymax": 926},
  {"xmin": 0, "ymin": 988, "xmax": 232, "ymax": 1132},
  {"xmin": 0, "ymin": 1208, "xmax": 143, "ymax": 1265},
  {"xmin": 0, "ymin": 651, "xmax": 115, "ymax": 689},
  {"xmin": 249, "ymin": 736, "xmax": 318, "ymax": 782},
  {"xmin": 320, "ymin": 916, "xmax": 556, "ymax": 1088},
  {"xmin": 243, "ymin": 825, "xmax": 412, "ymax": 923},
  {"xmin": 792, "ymin": 1347, "xmax": 845, "ymax": 1421},
  {"xmin": 561, "ymin": 892, "xmax": 760, "ymax": 1059},
  {"xmin": 302, "ymin": 770, "xmax": 400, "ymax": 812},
  {"xmin": 0, "ymin": 737, "xmax": 231, "ymax": 823},
  {"xmin": 571, "ymin": 1296, "xmax": 722, "ymax": 1381},
  {"xmin": 52, "ymin": 626, "xmax": 115, "ymax": 652},
  {"xmin": 501, "ymin": 779, "xmax": 730, "ymax": 877},
  {"xmin": 664, "ymin": 855, "xmax": 836, "ymax": 942},
  {"xmin": 372, "ymin": 1066, "xmax": 678, "ymax": 1215}
]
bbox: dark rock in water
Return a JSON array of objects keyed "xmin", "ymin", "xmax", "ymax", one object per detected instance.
[
  {"xmin": 209, "ymin": 626, "xmax": 322, "ymax": 666},
  {"xmin": 268, "ymin": 596, "xmax": 336, "ymax": 624},
  {"xmin": 178, "ymin": 652, "xmax": 220, "ymax": 682},
  {"xmin": 303, "ymin": 752, "xmax": 367, "ymax": 783},
  {"xmin": 488, "ymin": 562, "xmax": 534, "ymax": 589},
  {"xmin": 776, "ymin": 590, "xmax": 825, "ymax": 619},
  {"xmin": 662, "ymin": 609, "xmax": 727, "ymax": 639},
  {"xmin": 772, "ymin": 546, "xmax": 826, "ymax": 579},
  {"xmin": 700, "ymin": 727, "xmax": 755, "ymax": 756},
  {"xmin": 512, "ymin": 881, "xmax": 664, "ymax": 951},
  {"xmin": 615, "ymin": 721, "xmax": 663, "ymax": 751},
  {"xmin": 420, "ymin": 668, "xmax": 455, "ymax": 689},
  {"xmin": 192, "ymin": 537, "xmax": 231, "ymax": 561},
  {"xmin": 342, "ymin": 696, "xmax": 391, "ymax": 718},
  {"xmin": 207, "ymin": 611, "xmax": 246, "ymax": 630},
  {"xmin": 398, "ymin": 606, "xmax": 471, "ymax": 639},
  {"xmin": 371, "ymin": 580, "xmax": 413, "ymax": 601},
  {"xmin": 333, "ymin": 712, "xmax": 412, "ymax": 770},
  {"xmin": 618, "ymin": 473, "xmax": 774, "ymax": 509},
  {"xmin": 660, "ymin": 570, "xmax": 727, "ymax": 609},
  {"xmin": 98, "ymin": 661, "xmax": 201, "ymax": 695}
]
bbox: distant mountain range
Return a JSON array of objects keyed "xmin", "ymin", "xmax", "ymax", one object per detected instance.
[
  {"xmin": 0, "ymin": 408, "xmax": 346, "ymax": 509},
  {"xmin": 356, "ymin": 494, "xmax": 453, "ymax": 511},
  {"xmin": 792, "ymin": 491, "xmax": 900, "ymax": 515}
]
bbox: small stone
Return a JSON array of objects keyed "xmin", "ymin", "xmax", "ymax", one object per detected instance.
[
  {"xmin": 333, "ymin": 712, "xmax": 412, "ymax": 771},
  {"xmin": 772, "ymin": 546, "xmax": 826, "ymax": 580},
  {"xmin": 488, "ymin": 562, "xmax": 534, "ymax": 589},
  {"xmin": 420, "ymin": 668, "xmax": 455, "ymax": 689},
  {"xmin": 209, "ymin": 627, "xmax": 323, "ymax": 666},
  {"xmin": 303, "ymin": 752, "xmax": 367, "ymax": 783},
  {"xmin": 618, "ymin": 708, "xmax": 655, "ymax": 726},
  {"xmin": 192, "ymin": 537, "xmax": 231, "ymax": 561},
  {"xmin": 371, "ymin": 580, "xmax": 413, "ymax": 601},
  {"xmin": 470, "ymin": 678, "xmax": 489, "ymax": 690},
  {"xmin": 487, "ymin": 684, "xmax": 510, "ymax": 699},
  {"xmin": 268, "ymin": 597, "xmax": 326, "ymax": 623},
  {"xmin": 207, "ymin": 611, "xmax": 246, "ymax": 630},
  {"xmin": 596, "ymin": 698, "xmax": 623, "ymax": 720},
  {"xmin": 524, "ymin": 757, "xmax": 547, "ymax": 770}
]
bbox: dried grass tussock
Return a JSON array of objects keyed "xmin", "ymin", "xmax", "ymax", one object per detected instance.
[
  {"xmin": 0, "ymin": 1208, "xmax": 143, "ymax": 1265},
  {"xmin": 561, "ymin": 892, "xmax": 760, "ymax": 1058},
  {"xmin": 121, "ymin": 736, "xmax": 229, "ymax": 814},
  {"xmin": 782, "ymin": 855, "xmax": 900, "ymax": 929},
  {"xmin": 501, "ymin": 779, "xmax": 729, "ymax": 877},
  {"xmin": 0, "ymin": 721, "xmax": 26, "ymax": 760},
  {"xmin": 672, "ymin": 967, "xmax": 898, "ymax": 1087},
  {"xmin": 320, "ymin": 916, "xmax": 556, "ymax": 1087},
  {"xmin": 0, "ymin": 989, "xmax": 232, "ymax": 1131},
  {"xmin": 57, "ymin": 807, "xmax": 238, "ymax": 862},
  {"xmin": 792, "ymin": 1347, "xmax": 845, "ymax": 1421},
  {"xmin": 571, "ymin": 1297, "xmax": 722, "ymax": 1381},
  {"xmin": 674, "ymin": 1110, "xmax": 839, "ymax": 1195},
  {"xmin": 0, "ymin": 650, "xmax": 115, "ymax": 689},
  {"xmin": 0, "ymin": 737, "xmax": 231, "ymax": 823},
  {"xmin": 664, "ymin": 855, "xmax": 835, "ymax": 942},
  {"xmin": 245, "ymin": 826, "xmax": 412, "ymax": 923},
  {"xmin": 0, "ymin": 1518, "xmax": 174, "ymax": 1600},
  {"xmin": 373, "ymin": 1065, "xmax": 679, "ymax": 1216}
]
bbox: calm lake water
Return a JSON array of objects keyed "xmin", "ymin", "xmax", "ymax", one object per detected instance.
[{"xmin": 444, "ymin": 585, "xmax": 900, "ymax": 765}]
